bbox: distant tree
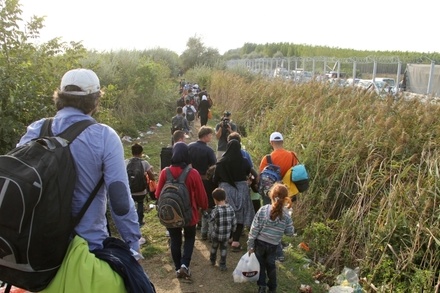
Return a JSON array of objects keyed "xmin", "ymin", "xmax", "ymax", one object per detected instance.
[
  {"xmin": 0, "ymin": 0, "xmax": 87, "ymax": 152},
  {"xmin": 222, "ymin": 48, "xmax": 241, "ymax": 61},
  {"xmin": 242, "ymin": 43, "xmax": 257, "ymax": 55},
  {"xmin": 144, "ymin": 47, "xmax": 181, "ymax": 77},
  {"xmin": 273, "ymin": 50, "xmax": 284, "ymax": 58},
  {"xmin": 180, "ymin": 36, "xmax": 221, "ymax": 72},
  {"xmin": 244, "ymin": 51, "xmax": 266, "ymax": 59}
]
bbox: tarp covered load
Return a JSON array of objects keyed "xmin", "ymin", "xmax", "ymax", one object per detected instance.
[{"xmin": 405, "ymin": 64, "xmax": 440, "ymax": 96}]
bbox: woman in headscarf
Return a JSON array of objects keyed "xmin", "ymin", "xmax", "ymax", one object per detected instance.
[
  {"xmin": 155, "ymin": 142, "xmax": 208, "ymax": 280},
  {"xmin": 214, "ymin": 139, "xmax": 255, "ymax": 251},
  {"xmin": 197, "ymin": 94, "xmax": 211, "ymax": 126}
]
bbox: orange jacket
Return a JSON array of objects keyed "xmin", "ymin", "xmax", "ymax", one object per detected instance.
[{"xmin": 259, "ymin": 149, "xmax": 298, "ymax": 178}]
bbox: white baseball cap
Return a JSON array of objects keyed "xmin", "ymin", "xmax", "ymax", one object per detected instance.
[
  {"xmin": 269, "ymin": 132, "xmax": 283, "ymax": 142},
  {"xmin": 60, "ymin": 69, "xmax": 100, "ymax": 96}
]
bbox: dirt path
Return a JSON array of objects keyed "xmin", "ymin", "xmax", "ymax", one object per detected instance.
[
  {"xmin": 139, "ymin": 118, "xmax": 258, "ymax": 293},
  {"xmin": 141, "ymin": 229, "xmax": 256, "ymax": 293}
]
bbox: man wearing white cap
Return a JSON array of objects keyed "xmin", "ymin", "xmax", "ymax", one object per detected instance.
[
  {"xmin": 259, "ymin": 132, "xmax": 299, "ymax": 204},
  {"xmin": 17, "ymin": 69, "xmax": 151, "ymax": 291}
]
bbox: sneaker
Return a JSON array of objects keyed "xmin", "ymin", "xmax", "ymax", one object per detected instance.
[
  {"xmin": 176, "ymin": 269, "xmax": 182, "ymax": 278},
  {"xmin": 219, "ymin": 264, "xmax": 227, "ymax": 271},
  {"xmin": 139, "ymin": 237, "xmax": 146, "ymax": 245},
  {"xmin": 180, "ymin": 264, "xmax": 191, "ymax": 279},
  {"xmin": 165, "ymin": 230, "xmax": 170, "ymax": 237}
]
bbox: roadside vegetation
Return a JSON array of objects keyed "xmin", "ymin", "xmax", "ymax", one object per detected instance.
[
  {"xmin": 1, "ymin": 0, "xmax": 440, "ymax": 291},
  {"xmin": 209, "ymin": 71, "xmax": 440, "ymax": 292}
]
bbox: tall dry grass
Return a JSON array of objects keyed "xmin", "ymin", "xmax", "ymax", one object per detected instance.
[{"xmin": 209, "ymin": 71, "xmax": 440, "ymax": 291}]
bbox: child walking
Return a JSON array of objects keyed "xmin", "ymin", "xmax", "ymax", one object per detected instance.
[
  {"xmin": 247, "ymin": 183, "xmax": 294, "ymax": 293},
  {"xmin": 209, "ymin": 188, "xmax": 237, "ymax": 271}
]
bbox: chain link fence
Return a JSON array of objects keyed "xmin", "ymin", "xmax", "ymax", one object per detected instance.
[{"xmin": 226, "ymin": 57, "xmax": 439, "ymax": 96}]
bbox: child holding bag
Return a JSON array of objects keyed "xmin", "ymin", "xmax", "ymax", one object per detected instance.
[{"xmin": 246, "ymin": 183, "xmax": 294, "ymax": 293}]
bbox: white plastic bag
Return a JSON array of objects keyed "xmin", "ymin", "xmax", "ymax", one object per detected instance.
[{"xmin": 232, "ymin": 252, "xmax": 260, "ymax": 283}]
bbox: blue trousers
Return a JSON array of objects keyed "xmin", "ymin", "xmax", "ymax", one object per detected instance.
[
  {"xmin": 168, "ymin": 225, "xmax": 196, "ymax": 271},
  {"xmin": 132, "ymin": 194, "xmax": 145, "ymax": 225},
  {"xmin": 255, "ymin": 239, "xmax": 278, "ymax": 291}
]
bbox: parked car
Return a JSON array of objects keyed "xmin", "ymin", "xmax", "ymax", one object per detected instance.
[
  {"xmin": 374, "ymin": 77, "xmax": 397, "ymax": 94},
  {"xmin": 345, "ymin": 78, "xmax": 361, "ymax": 86},
  {"xmin": 356, "ymin": 79, "xmax": 396, "ymax": 96}
]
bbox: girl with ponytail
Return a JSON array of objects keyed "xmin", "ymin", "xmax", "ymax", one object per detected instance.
[{"xmin": 246, "ymin": 183, "xmax": 294, "ymax": 293}]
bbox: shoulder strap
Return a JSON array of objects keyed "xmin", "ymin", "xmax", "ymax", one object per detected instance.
[
  {"xmin": 165, "ymin": 167, "xmax": 174, "ymax": 182},
  {"xmin": 177, "ymin": 166, "xmax": 192, "ymax": 183},
  {"xmin": 266, "ymin": 155, "xmax": 273, "ymax": 165},
  {"xmin": 59, "ymin": 119, "xmax": 96, "ymax": 143},
  {"xmin": 291, "ymin": 151, "xmax": 300, "ymax": 165},
  {"xmin": 72, "ymin": 176, "xmax": 104, "ymax": 230},
  {"xmin": 39, "ymin": 118, "xmax": 96, "ymax": 143},
  {"xmin": 39, "ymin": 118, "xmax": 54, "ymax": 137}
]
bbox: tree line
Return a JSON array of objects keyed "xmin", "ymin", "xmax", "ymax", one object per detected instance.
[{"xmin": 1, "ymin": 0, "xmax": 439, "ymax": 153}]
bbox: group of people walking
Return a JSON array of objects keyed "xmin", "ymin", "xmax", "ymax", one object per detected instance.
[
  {"xmin": 148, "ymin": 96, "xmax": 299, "ymax": 292},
  {"xmin": 8, "ymin": 68, "xmax": 297, "ymax": 293}
]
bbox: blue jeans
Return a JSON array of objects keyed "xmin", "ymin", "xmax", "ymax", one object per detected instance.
[
  {"xmin": 132, "ymin": 194, "xmax": 145, "ymax": 225},
  {"xmin": 255, "ymin": 239, "xmax": 278, "ymax": 291},
  {"xmin": 168, "ymin": 225, "xmax": 196, "ymax": 271}
]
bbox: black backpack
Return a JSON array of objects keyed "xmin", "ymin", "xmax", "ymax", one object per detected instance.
[
  {"xmin": 170, "ymin": 115, "xmax": 184, "ymax": 134},
  {"xmin": 126, "ymin": 158, "xmax": 147, "ymax": 193},
  {"xmin": 157, "ymin": 166, "xmax": 192, "ymax": 228},
  {"xmin": 0, "ymin": 118, "xmax": 103, "ymax": 292},
  {"xmin": 185, "ymin": 105, "xmax": 195, "ymax": 122}
]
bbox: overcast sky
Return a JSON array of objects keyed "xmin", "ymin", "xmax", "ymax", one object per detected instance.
[{"xmin": 19, "ymin": 0, "xmax": 438, "ymax": 55}]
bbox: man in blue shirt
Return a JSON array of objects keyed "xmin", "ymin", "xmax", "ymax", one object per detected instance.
[{"xmin": 18, "ymin": 69, "xmax": 142, "ymax": 253}]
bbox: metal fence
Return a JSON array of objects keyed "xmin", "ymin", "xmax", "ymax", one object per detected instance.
[
  {"xmin": 226, "ymin": 56, "xmax": 403, "ymax": 83},
  {"xmin": 226, "ymin": 57, "xmax": 440, "ymax": 96}
]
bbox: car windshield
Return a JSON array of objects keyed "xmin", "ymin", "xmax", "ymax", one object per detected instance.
[
  {"xmin": 374, "ymin": 81, "xmax": 387, "ymax": 89},
  {"xmin": 375, "ymin": 78, "xmax": 395, "ymax": 87}
]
